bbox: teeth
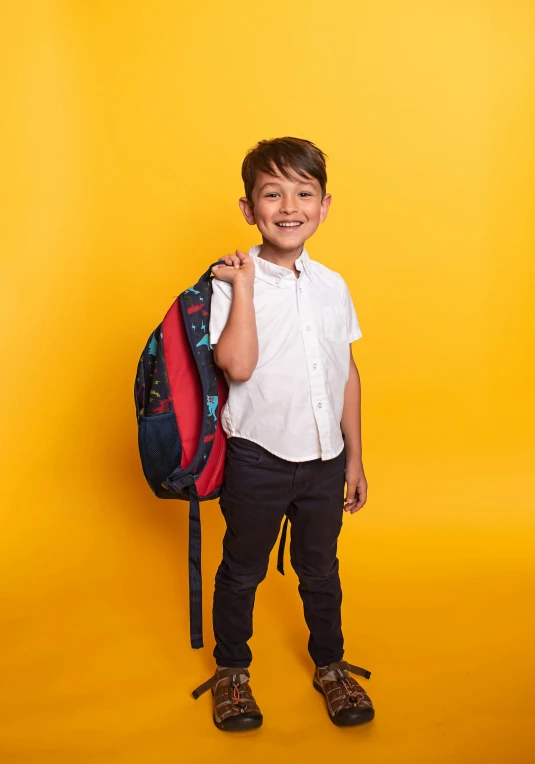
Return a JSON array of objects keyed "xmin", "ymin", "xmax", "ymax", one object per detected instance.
[{"xmin": 277, "ymin": 222, "xmax": 301, "ymax": 227}]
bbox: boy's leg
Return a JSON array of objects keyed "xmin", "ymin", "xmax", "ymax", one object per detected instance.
[
  {"xmin": 287, "ymin": 448, "xmax": 346, "ymax": 667},
  {"xmin": 213, "ymin": 437, "xmax": 295, "ymax": 668}
]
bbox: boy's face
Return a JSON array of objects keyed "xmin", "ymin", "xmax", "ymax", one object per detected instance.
[{"xmin": 239, "ymin": 166, "xmax": 331, "ymax": 251}]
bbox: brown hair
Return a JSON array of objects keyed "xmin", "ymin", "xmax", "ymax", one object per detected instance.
[{"xmin": 241, "ymin": 136, "xmax": 328, "ymax": 204}]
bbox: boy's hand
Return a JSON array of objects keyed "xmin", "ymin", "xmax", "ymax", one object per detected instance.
[
  {"xmin": 344, "ymin": 455, "xmax": 368, "ymax": 513},
  {"xmin": 212, "ymin": 249, "xmax": 255, "ymax": 287}
]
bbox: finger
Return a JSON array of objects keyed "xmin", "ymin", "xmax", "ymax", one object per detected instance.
[
  {"xmin": 236, "ymin": 249, "xmax": 250, "ymax": 263},
  {"xmin": 355, "ymin": 482, "xmax": 367, "ymax": 507},
  {"xmin": 221, "ymin": 255, "xmax": 238, "ymax": 267},
  {"xmin": 227, "ymin": 254, "xmax": 241, "ymax": 269},
  {"xmin": 236, "ymin": 252, "xmax": 253, "ymax": 269},
  {"xmin": 218, "ymin": 255, "xmax": 237, "ymax": 267},
  {"xmin": 345, "ymin": 483, "xmax": 357, "ymax": 505},
  {"xmin": 211, "ymin": 262, "xmax": 235, "ymax": 279},
  {"xmin": 349, "ymin": 488, "xmax": 367, "ymax": 513},
  {"xmin": 344, "ymin": 476, "xmax": 358, "ymax": 509}
]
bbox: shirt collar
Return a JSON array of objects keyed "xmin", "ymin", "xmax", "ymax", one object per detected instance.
[{"xmin": 248, "ymin": 244, "xmax": 314, "ymax": 286}]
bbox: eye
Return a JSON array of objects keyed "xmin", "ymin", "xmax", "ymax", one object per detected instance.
[
  {"xmin": 299, "ymin": 192, "xmax": 312, "ymax": 197},
  {"xmin": 265, "ymin": 192, "xmax": 280, "ymax": 198}
]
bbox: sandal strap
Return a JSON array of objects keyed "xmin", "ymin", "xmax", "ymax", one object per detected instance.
[
  {"xmin": 191, "ymin": 668, "xmax": 251, "ymax": 700},
  {"xmin": 323, "ymin": 660, "xmax": 371, "ymax": 680}
]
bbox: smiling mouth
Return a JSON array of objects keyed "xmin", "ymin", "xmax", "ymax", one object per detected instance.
[{"xmin": 276, "ymin": 222, "xmax": 303, "ymax": 228}]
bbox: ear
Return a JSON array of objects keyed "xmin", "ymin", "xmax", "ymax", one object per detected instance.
[
  {"xmin": 319, "ymin": 192, "xmax": 332, "ymax": 223},
  {"xmin": 239, "ymin": 196, "xmax": 256, "ymax": 226}
]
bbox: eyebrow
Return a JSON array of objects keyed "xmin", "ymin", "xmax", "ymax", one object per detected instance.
[{"xmin": 258, "ymin": 180, "xmax": 316, "ymax": 192}]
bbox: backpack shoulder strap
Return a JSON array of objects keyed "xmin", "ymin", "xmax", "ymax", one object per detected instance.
[
  {"xmin": 166, "ymin": 261, "xmax": 223, "ymax": 486},
  {"xmin": 187, "ymin": 484, "xmax": 203, "ymax": 648},
  {"xmin": 177, "ymin": 261, "xmax": 224, "ymax": 650}
]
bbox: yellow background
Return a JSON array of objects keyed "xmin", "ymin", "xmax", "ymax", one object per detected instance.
[{"xmin": 1, "ymin": 1, "xmax": 534, "ymax": 762}]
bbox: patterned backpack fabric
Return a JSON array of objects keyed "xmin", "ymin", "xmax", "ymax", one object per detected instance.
[{"xmin": 134, "ymin": 261, "xmax": 228, "ymax": 649}]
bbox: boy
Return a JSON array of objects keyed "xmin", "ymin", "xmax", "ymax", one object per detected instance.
[{"xmin": 192, "ymin": 137, "xmax": 374, "ymax": 731}]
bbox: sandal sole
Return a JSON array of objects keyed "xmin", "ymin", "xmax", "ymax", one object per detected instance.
[{"xmin": 213, "ymin": 713, "xmax": 263, "ymax": 731}]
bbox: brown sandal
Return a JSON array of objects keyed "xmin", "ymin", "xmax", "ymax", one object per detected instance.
[
  {"xmin": 192, "ymin": 667, "xmax": 263, "ymax": 731},
  {"xmin": 313, "ymin": 660, "xmax": 375, "ymax": 726}
]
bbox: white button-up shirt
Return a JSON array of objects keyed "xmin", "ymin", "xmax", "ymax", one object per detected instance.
[{"xmin": 209, "ymin": 244, "xmax": 362, "ymax": 461}]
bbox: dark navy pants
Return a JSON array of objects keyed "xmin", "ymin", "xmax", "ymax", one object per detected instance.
[{"xmin": 212, "ymin": 436, "xmax": 346, "ymax": 668}]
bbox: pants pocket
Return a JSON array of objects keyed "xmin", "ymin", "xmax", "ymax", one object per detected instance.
[{"xmin": 226, "ymin": 437, "xmax": 263, "ymax": 466}]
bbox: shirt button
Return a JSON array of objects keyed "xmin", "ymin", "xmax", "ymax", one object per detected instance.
[
  {"xmin": 306, "ymin": 325, "xmax": 311, "ymax": 331},
  {"xmin": 275, "ymin": 278, "xmax": 280, "ymax": 285},
  {"xmin": 317, "ymin": 402, "xmax": 322, "ymax": 408},
  {"xmin": 313, "ymin": 363, "xmax": 318, "ymax": 370}
]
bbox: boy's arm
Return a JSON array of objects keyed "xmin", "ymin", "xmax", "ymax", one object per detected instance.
[
  {"xmin": 341, "ymin": 350, "xmax": 368, "ymax": 513},
  {"xmin": 211, "ymin": 250, "xmax": 258, "ymax": 383}
]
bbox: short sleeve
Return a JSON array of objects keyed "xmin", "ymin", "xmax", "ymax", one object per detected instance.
[
  {"xmin": 209, "ymin": 277, "xmax": 233, "ymax": 349},
  {"xmin": 342, "ymin": 279, "xmax": 362, "ymax": 342}
]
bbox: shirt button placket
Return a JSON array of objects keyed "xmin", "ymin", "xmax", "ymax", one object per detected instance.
[{"xmin": 297, "ymin": 282, "xmax": 330, "ymax": 457}]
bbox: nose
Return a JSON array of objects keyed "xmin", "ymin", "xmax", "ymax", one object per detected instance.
[{"xmin": 280, "ymin": 196, "xmax": 299, "ymax": 214}]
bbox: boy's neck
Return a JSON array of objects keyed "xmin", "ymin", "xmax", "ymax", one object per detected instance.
[{"xmin": 257, "ymin": 240, "xmax": 305, "ymax": 275}]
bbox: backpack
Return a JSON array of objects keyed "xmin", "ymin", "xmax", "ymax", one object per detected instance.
[
  {"xmin": 134, "ymin": 261, "xmax": 229, "ymax": 649},
  {"xmin": 134, "ymin": 259, "xmax": 291, "ymax": 651}
]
